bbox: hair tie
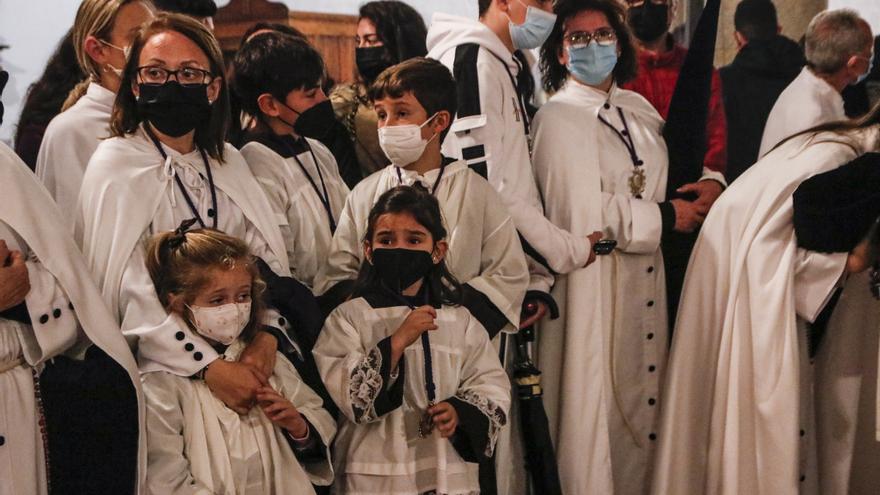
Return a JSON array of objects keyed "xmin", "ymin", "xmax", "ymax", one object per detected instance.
[{"xmin": 168, "ymin": 218, "xmax": 199, "ymax": 250}]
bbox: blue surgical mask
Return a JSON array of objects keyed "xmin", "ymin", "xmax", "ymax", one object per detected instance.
[
  {"xmin": 856, "ymin": 53, "xmax": 875, "ymax": 85},
  {"xmin": 567, "ymin": 42, "xmax": 618, "ymax": 86},
  {"xmin": 508, "ymin": 0, "xmax": 557, "ymax": 50}
]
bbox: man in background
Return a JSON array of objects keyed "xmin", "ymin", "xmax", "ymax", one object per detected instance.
[
  {"xmin": 720, "ymin": 0, "xmax": 804, "ymax": 183},
  {"xmin": 153, "ymin": 0, "xmax": 217, "ymax": 30}
]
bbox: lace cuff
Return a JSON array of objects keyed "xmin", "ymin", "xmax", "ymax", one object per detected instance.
[
  {"xmin": 349, "ymin": 336, "xmax": 404, "ymax": 423},
  {"xmin": 448, "ymin": 390, "xmax": 508, "ymax": 460}
]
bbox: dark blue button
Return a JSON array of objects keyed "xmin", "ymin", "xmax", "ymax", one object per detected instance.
[
  {"xmin": 53, "ymin": 308, "xmax": 62, "ymax": 319},
  {"xmin": 649, "ymin": 433, "xmax": 657, "ymax": 441},
  {"xmin": 648, "ymin": 365, "xmax": 656, "ymax": 372},
  {"xmin": 603, "ymin": 103, "xmax": 611, "ymax": 109},
  {"xmin": 0, "ymin": 435, "xmax": 5, "ymax": 446},
  {"xmin": 647, "ymin": 333, "xmax": 654, "ymax": 340},
  {"xmin": 648, "ymin": 398, "xmax": 656, "ymax": 406},
  {"xmin": 194, "ymin": 352, "xmax": 203, "ymax": 361},
  {"xmin": 800, "ymin": 429, "xmax": 805, "ymax": 437},
  {"xmin": 647, "ymin": 266, "xmax": 654, "ymax": 273},
  {"xmin": 185, "ymin": 343, "xmax": 195, "ymax": 352},
  {"xmin": 39, "ymin": 314, "xmax": 49, "ymax": 324},
  {"xmin": 207, "ymin": 208, "xmax": 215, "ymax": 217},
  {"xmin": 278, "ymin": 317, "xmax": 286, "ymax": 327},
  {"xmin": 647, "ymin": 300, "xmax": 655, "ymax": 307},
  {"xmin": 175, "ymin": 331, "xmax": 185, "ymax": 341}
]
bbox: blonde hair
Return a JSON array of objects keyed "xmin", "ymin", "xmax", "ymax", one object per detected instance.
[
  {"xmin": 145, "ymin": 225, "xmax": 266, "ymax": 342},
  {"xmin": 66, "ymin": 0, "xmax": 152, "ymax": 106}
]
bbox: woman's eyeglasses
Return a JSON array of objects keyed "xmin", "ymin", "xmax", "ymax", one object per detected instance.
[{"xmin": 137, "ymin": 66, "xmax": 214, "ymax": 86}]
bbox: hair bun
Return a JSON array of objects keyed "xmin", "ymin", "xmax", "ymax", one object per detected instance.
[{"xmin": 168, "ymin": 218, "xmax": 199, "ymax": 250}]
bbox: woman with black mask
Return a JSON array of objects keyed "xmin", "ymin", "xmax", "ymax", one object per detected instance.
[
  {"xmin": 330, "ymin": 0, "xmax": 428, "ymax": 176},
  {"xmin": 77, "ymin": 13, "xmax": 326, "ymax": 442}
]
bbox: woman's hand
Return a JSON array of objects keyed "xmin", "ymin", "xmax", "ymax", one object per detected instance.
[
  {"xmin": 390, "ymin": 305, "xmax": 437, "ymax": 369},
  {"xmin": 256, "ymin": 386, "xmax": 309, "ymax": 438},
  {"xmin": 204, "ymin": 359, "xmax": 269, "ymax": 415},
  {"xmin": 239, "ymin": 330, "xmax": 278, "ymax": 377},
  {"xmin": 428, "ymin": 401, "xmax": 459, "ymax": 438},
  {"xmin": 847, "ymin": 236, "xmax": 873, "ymax": 274},
  {"xmin": 0, "ymin": 244, "xmax": 30, "ymax": 313}
]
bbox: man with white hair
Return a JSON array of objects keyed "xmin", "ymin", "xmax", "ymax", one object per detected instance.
[{"xmin": 759, "ymin": 9, "xmax": 874, "ymax": 156}]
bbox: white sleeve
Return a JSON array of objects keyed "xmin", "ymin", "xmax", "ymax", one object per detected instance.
[
  {"xmin": 448, "ymin": 61, "xmax": 592, "ymax": 275},
  {"xmin": 273, "ymin": 352, "xmax": 336, "ymax": 485},
  {"xmin": 17, "ymin": 259, "xmax": 79, "ymax": 366},
  {"xmin": 142, "ymin": 375, "xmax": 214, "ymax": 495},
  {"xmin": 601, "ymin": 192, "xmax": 663, "ymax": 255},
  {"xmin": 793, "ymin": 248, "xmax": 848, "ymax": 322},
  {"xmin": 118, "ymin": 235, "xmax": 219, "ymax": 375}
]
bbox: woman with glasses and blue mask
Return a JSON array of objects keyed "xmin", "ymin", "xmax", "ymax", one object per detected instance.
[
  {"xmin": 530, "ymin": 1, "xmax": 724, "ymax": 493},
  {"xmin": 77, "ymin": 14, "xmax": 324, "ymax": 463}
]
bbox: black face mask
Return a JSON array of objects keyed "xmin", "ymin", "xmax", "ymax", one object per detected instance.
[
  {"xmin": 627, "ymin": 3, "xmax": 670, "ymax": 43},
  {"xmin": 371, "ymin": 247, "xmax": 435, "ymax": 293},
  {"xmin": 0, "ymin": 70, "xmax": 8, "ymax": 127},
  {"xmin": 356, "ymin": 46, "xmax": 393, "ymax": 84},
  {"xmin": 292, "ymin": 99, "xmax": 338, "ymax": 140},
  {"xmin": 137, "ymin": 81, "xmax": 212, "ymax": 137}
]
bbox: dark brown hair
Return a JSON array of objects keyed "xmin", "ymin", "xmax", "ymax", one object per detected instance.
[
  {"xmin": 353, "ymin": 186, "xmax": 463, "ymax": 306},
  {"xmin": 359, "ymin": 1, "xmax": 428, "ymax": 64},
  {"xmin": 146, "ymin": 225, "xmax": 266, "ymax": 343},
  {"xmin": 368, "ymin": 57, "xmax": 457, "ymax": 140},
  {"xmin": 110, "ymin": 13, "xmax": 230, "ymax": 159},
  {"xmin": 540, "ymin": 0, "xmax": 639, "ymax": 92}
]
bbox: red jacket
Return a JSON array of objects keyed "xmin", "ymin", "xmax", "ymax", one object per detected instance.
[{"xmin": 622, "ymin": 38, "xmax": 727, "ymax": 173}]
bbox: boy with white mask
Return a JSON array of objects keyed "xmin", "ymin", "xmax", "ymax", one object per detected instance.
[
  {"xmin": 316, "ymin": 58, "xmax": 527, "ymax": 341},
  {"xmin": 314, "ymin": 58, "xmax": 528, "ymax": 493}
]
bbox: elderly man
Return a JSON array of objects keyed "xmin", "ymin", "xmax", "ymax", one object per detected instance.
[{"xmin": 759, "ymin": 9, "xmax": 874, "ymax": 156}]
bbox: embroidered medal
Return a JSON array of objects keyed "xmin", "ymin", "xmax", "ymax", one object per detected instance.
[
  {"xmin": 419, "ymin": 400, "xmax": 435, "ymax": 438},
  {"xmin": 629, "ymin": 168, "xmax": 647, "ymax": 198}
]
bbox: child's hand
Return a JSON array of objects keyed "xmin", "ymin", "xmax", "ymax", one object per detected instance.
[
  {"xmin": 428, "ymin": 401, "xmax": 458, "ymax": 438},
  {"xmin": 256, "ymin": 386, "xmax": 309, "ymax": 438},
  {"xmin": 390, "ymin": 305, "xmax": 437, "ymax": 369},
  {"xmin": 239, "ymin": 330, "xmax": 278, "ymax": 377},
  {"xmin": 205, "ymin": 359, "xmax": 269, "ymax": 415}
]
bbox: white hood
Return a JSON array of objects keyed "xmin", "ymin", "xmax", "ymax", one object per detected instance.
[{"xmin": 426, "ymin": 13, "xmax": 517, "ymax": 70}]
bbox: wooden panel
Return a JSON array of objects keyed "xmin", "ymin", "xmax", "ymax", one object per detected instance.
[{"xmin": 214, "ymin": 0, "xmax": 358, "ymax": 85}]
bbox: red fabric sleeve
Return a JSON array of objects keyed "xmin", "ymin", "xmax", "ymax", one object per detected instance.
[{"xmin": 703, "ymin": 69, "xmax": 728, "ymax": 173}]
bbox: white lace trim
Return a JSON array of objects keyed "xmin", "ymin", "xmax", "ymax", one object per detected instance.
[
  {"xmin": 350, "ymin": 346, "xmax": 384, "ymax": 423},
  {"xmin": 456, "ymin": 389, "xmax": 507, "ymax": 457}
]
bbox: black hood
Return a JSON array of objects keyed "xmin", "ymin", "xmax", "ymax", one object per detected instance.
[{"xmin": 729, "ymin": 35, "xmax": 805, "ymax": 80}]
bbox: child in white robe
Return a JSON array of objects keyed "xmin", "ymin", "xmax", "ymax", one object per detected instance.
[
  {"xmin": 141, "ymin": 226, "xmax": 336, "ymax": 495},
  {"xmin": 233, "ymin": 31, "xmax": 350, "ymax": 290},
  {"xmin": 314, "ymin": 185, "xmax": 510, "ymax": 495}
]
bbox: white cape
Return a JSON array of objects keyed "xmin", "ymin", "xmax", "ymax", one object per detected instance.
[
  {"xmin": 77, "ymin": 130, "xmax": 290, "ymax": 319},
  {"xmin": 0, "ymin": 142, "xmax": 145, "ymax": 492},
  {"xmin": 651, "ymin": 126, "xmax": 879, "ymax": 494}
]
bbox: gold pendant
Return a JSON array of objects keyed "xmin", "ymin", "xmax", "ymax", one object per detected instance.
[
  {"xmin": 418, "ymin": 401, "xmax": 435, "ymax": 438},
  {"xmin": 629, "ymin": 168, "xmax": 647, "ymax": 198}
]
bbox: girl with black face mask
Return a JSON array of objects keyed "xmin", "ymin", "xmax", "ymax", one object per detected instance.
[
  {"xmin": 329, "ymin": 1, "xmax": 428, "ymax": 176},
  {"xmin": 79, "ymin": 13, "xmax": 328, "ymax": 448},
  {"xmin": 314, "ymin": 185, "xmax": 511, "ymax": 494}
]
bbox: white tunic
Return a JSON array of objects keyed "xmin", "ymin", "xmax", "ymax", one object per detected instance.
[
  {"xmin": 0, "ymin": 142, "xmax": 143, "ymax": 494},
  {"xmin": 240, "ymin": 136, "xmax": 349, "ymax": 289},
  {"xmin": 531, "ymin": 81, "xmax": 682, "ymax": 495},
  {"xmin": 313, "ymin": 160, "xmax": 529, "ymax": 334},
  {"xmin": 759, "ymin": 67, "xmax": 846, "ymax": 157},
  {"xmin": 314, "ymin": 296, "xmax": 510, "ymax": 495},
  {"xmin": 36, "ymin": 82, "xmax": 115, "ymax": 216},
  {"xmin": 427, "ymin": 13, "xmax": 591, "ymax": 276},
  {"xmin": 651, "ymin": 127, "xmax": 878, "ymax": 495},
  {"xmin": 77, "ymin": 128, "xmax": 290, "ymax": 376},
  {"xmin": 143, "ymin": 337, "xmax": 336, "ymax": 495}
]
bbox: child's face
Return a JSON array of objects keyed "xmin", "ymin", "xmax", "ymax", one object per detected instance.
[
  {"xmin": 191, "ymin": 262, "xmax": 253, "ymax": 308},
  {"xmin": 260, "ymin": 84, "xmax": 326, "ymax": 129},
  {"xmin": 365, "ymin": 211, "xmax": 447, "ymax": 261},
  {"xmin": 374, "ymin": 91, "xmax": 439, "ymax": 142}
]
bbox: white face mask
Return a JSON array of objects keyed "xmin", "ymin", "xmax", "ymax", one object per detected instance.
[
  {"xmin": 187, "ymin": 301, "xmax": 252, "ymax": 345},
  {"xmin": 378, "ymin": 113, "xmax": 439, "ymax": 167}
]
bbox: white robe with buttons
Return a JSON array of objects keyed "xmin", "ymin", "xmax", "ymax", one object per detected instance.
[
  {"xmin": 531, "ymin": 80, "xmax": 724, "ymax": 495},
  {"xmin": 0, "ymin": 142, "xmax": 143, "ymax": 495},
  {"xmin": 650, "ymin": 128, "xmax": 877, "ymax": 495},
  {"xmin": 240, "ymin": 138, "xmax": 349, "ymax": 289},
  {"xmin": 143, "ymin": 337, "xmax": 336, "ymax": 495},
  {"xmin": 36, "ymin": 82, "xmax": 115, "ymax": 217},
  {"xmin": 77, "ymin": 128, "xmax": 290, "ymax": 376}
]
